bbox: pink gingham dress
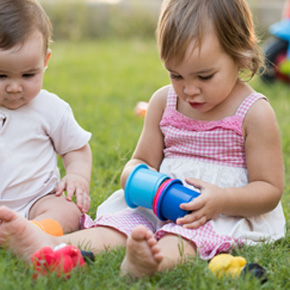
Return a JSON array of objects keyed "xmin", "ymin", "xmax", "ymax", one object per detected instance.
[{"xmin": 87, "ymin": 86, "xmax": 285, "ymax": 260}]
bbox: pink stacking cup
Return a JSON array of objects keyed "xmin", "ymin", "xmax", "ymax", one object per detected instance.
[{"xmin": 153, "ymin": 179, "xmax": 173, "ymax": 216}]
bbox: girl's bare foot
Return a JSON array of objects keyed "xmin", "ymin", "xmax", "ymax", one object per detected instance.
[
  {"xmin": 120, "ymin": 225, "xmax": 163, "ymax": 278},
  {"xmin": 0, "ymin": 206, "xmax": 57, "ymax": 261}
]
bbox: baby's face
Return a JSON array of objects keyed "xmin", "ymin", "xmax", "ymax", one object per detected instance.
[{"xmin": 0, "ymin": 30, "xmax": 50, "ymax": 110}]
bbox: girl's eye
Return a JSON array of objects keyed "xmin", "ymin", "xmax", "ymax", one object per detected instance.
[
  {"xmin": 199, "ymin": 74, "xmax": 214, "ymax": 80},
  {"xmin": 170, "ymin": 74, "xmax": 182, "ymax": 80},
  {"xmin": 0, "ymin": 75, "xmax": 7, "ymax": 79}
]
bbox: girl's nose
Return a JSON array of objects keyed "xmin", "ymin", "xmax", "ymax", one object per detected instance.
[
  {"xmin": 183, "ymin": 81, "xmax": 200, "ymax": 96},
  {"xmin": 6, "ymin": 82, "xmax": 22, "ymax": 93}
]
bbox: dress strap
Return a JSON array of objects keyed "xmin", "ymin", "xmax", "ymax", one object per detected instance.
[
  {"xmin": 166, "ymin": 86, "xmax": 178, "ymax": 109},
  {"xmin": 235, "ymin": 93, "xmax": 268, "ymax": 118}
]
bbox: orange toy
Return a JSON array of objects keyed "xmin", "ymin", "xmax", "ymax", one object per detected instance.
[{"xmin": 30, "ymin": 219, "xmax": 63, "ymax": 236}]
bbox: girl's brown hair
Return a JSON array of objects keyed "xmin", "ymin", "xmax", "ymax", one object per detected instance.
[
  {"xmin": 156, "ymin": 0, "xmax": 265, "ymax": 79},
  {"xmin": 0, "ymin": 0, "xmax": 52, "ymax": 53}
]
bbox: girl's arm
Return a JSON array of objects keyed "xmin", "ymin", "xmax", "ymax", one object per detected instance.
[
  {"xmin": 224, "ymin": 98, "xmax": 284, "ymax": 215},
  {"xmin": 56, "ymin": 143, "xmax": 92, "ymax": 213},
  {"xmin": 120, "ymin": 86, "xmax": 169, "ymax": 189},
  {"xmin": 178, "ymin": 99, "xmax": 284, "ymax": 228}
]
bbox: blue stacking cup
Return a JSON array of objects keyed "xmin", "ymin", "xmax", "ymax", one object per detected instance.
[
  {"xmin": 156, "ymin": 179, "xmax": 200, "ymax": 222},
  {"xmin": 124, "ymin": 164, "xmax": 170, "ymax": 209}
]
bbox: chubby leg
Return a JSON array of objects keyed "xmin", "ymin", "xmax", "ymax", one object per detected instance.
[
  {"xmin": 0, "ymin": 206, "xmax": 127, "ymax": 262},
  {"xmin": 29, "ymin": 194, "xmax": 82, "ymax": 233},
  {"xmin": 156, "ymin": 232, "xmax": 196, "ymax": 272},
  {"xmin": 120, "ymin": 225, "xmax": 196, "ymax": 278},
  {"xmin": 60, "ymin": 225, "xmax": 127, "ymax": 253}
]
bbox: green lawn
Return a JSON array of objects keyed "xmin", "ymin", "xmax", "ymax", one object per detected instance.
[{"xmin": 1, "ymin": 39, "xmax": 290, "ymax": 289}]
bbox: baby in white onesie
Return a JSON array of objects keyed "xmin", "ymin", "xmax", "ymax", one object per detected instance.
[{"xmin": 0, "ymin": 0, "xmax": 92, "ymax": 236}]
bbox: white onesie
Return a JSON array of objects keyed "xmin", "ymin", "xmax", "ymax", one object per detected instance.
[{"xmin": 0, "ymin": 89, "xmax": 91, "ymax": 217}]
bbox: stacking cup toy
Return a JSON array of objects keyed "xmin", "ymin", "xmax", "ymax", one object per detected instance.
[
  {"xmin": 124, "ymin": 164, "xmax": 200, "ymax": 222},
  {"xmin": 153, "ymin": 179, "xmax": 200, "ymax": 222},
  {"xmin": 124, "ymin": 164, "xmax": 170, "ymax": 209}
]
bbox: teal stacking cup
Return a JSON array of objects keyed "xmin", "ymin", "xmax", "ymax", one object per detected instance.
[
  {"xmin": 124, "ymin": 164, "xmax": 170, "ymax": 209},
  {"xmin": 155, "ymin": 179, "xmax": 200, "ymax": 222}
]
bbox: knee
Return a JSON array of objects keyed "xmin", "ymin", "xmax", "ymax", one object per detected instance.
[
  {"xmin": 58, "ymin": 200, "xmax": 82, "ymax": 231},
  {"xmin": 30, "ymin": 195, "xmax": 83, "ymax": 232}
]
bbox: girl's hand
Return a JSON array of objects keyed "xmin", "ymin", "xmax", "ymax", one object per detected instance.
[
  {"xmin": 176, "ymin": 178, "xmax": 227, "ymax": 229},
  {"xmin": 55, "ymin": 173, "xmax": 91, "ymax": 213}
]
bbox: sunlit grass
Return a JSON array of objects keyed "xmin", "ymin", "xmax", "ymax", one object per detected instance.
[{"xmin": 1, "ymin": 39, "xmax": 290, "ymax": 289}]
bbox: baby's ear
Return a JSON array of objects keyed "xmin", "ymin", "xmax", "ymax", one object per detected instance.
[{"xmin": 44, "ymin": 49, "xmax": 51, "ymax": 67}]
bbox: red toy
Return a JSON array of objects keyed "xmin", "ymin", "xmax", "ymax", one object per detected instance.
[{"xmin": 31, "ymin": 244, "xmax": 86, "ymax": 278}]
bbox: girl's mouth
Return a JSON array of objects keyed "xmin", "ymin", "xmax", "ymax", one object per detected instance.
[{"xmin": 188, "ymin": 102, "xmax": 205, "ymax": 110}]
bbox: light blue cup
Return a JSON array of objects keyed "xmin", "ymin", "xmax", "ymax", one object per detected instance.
[{"xmin": 124, "ymin": 164, "xmax": 170, "ymax": 209}]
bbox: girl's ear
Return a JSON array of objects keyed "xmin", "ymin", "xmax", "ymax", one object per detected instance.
[
  {"xmin": 44, "ymin": 49, "xmax": 51, "ymax": 68},
  {"xmin": 238, "ymin": 55, "xmax": 253, "ymax": 71}
]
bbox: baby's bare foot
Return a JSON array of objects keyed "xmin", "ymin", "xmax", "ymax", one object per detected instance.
[
  {"xmin": 0, "ymin": 206, "xmax": 57, "ymax": 261},
  {"xmin": 120, "ymin": 225, "xmax": 163, "ymax": 278}
]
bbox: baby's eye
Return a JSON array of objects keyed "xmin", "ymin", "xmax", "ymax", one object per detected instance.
[
  {"xmin": 0, "ymin": 74, "xmax": 7, "ymax": 79},
  {"xmin": 199, "ymin": 74, "xmax": 214, "ymax": 80},
  {"xmin": 22, "ymin": 73, "xmax": 35, "ymax": 78}
]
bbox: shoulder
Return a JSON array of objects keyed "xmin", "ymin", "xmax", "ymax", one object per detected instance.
[
  {"xmin": 143, "ymin": 85, "xmax": 171, "ymax": 126},
  {"xmin": 28, "ymin": 90, "xmax": 75, "ymax": 130},
  {"xmin": 244, "ymin": 95, "xmax": 279, "ymax": 137},
  {"xmin": 38, "ymin": 90, "xmax": 68, "ymax": 105},
  {"xmin": 246, "ymin": 95, "xmax": 275, "ymax": 122},
  {"xmin": 33, "ymin": 90, "xmax": 69, "ymax": 107},
  {"xmin": 31, "ymin": 90, "xmax": 71, "ymax": 117},
  {"xmin": 148, "ymin": 85, "xmax": 170, "ymax": 110}
]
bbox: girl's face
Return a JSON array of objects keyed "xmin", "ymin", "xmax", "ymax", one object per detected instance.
[
  {"xmin": 0, "ymin": 31, "xmax": 50, "ymax": 110},
  {"xmin": 165, "ymin": 29, "xmax": 240, "ymax": 118}
]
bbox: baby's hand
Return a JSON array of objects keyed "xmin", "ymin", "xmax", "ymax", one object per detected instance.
[
  {"xmin": 176, "ymin": 178, "xmax": 226, "ymax": 229},
  {"xmin": 55, "ymin": 173, "xmax": 91, "ymax": 213}
]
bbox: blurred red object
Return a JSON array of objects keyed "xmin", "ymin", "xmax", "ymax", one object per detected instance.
[
  {"xmin": 282, "ymin": 0, "xmax": 290, "ymax": 18},
  {"xmin": 31, "ymin": 245, "xmax": 85, "ymax": 278}
]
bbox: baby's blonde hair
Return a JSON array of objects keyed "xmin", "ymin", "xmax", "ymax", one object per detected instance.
[{"xmin": 156, "ymin": 0, "xmax": 265, "ymax": 79}]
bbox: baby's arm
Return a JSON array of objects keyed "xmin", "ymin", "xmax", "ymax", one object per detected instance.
[
  {"xmin": 120, "ymin": 86, "xmax": 169, "ymax": 189},
  {"xmin": 56, "ymin": 144, "xmax": 92, "ymax": 213},
  {"xmin": 178, "ymin": 99, "xmax": 284, "ymax": 229}
]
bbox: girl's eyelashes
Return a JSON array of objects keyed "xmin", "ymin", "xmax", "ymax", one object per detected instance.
[
  {"xmin": 199, "ymin": 74, "xmax": 214, "ymax": 80},
  {"xmin": 169, "ymin": 73, "xmax": 182, "ymax": 80},
  {"xmin": 169, "ymin": 72, "xmax": 215, "ymax": 81},
  {"xmin": 0, "ymin": 74, "xmax": 7, "ymax": 79}
]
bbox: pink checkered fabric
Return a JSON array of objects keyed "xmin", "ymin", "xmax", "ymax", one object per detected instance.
[
  {"xmin": 96, "ymin": 211, "xmax": 156, "ymax": 234},
  {"xmin": 155, "ymin": 223, "xmax": 241, "ymax": 260},
  {"xmin": 94, "ymin": 209, "xmax": 242, "ymax": 260},
  {"xmin": 160, "ymin": 86, "xmax": 267, "ymax": 168}
]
